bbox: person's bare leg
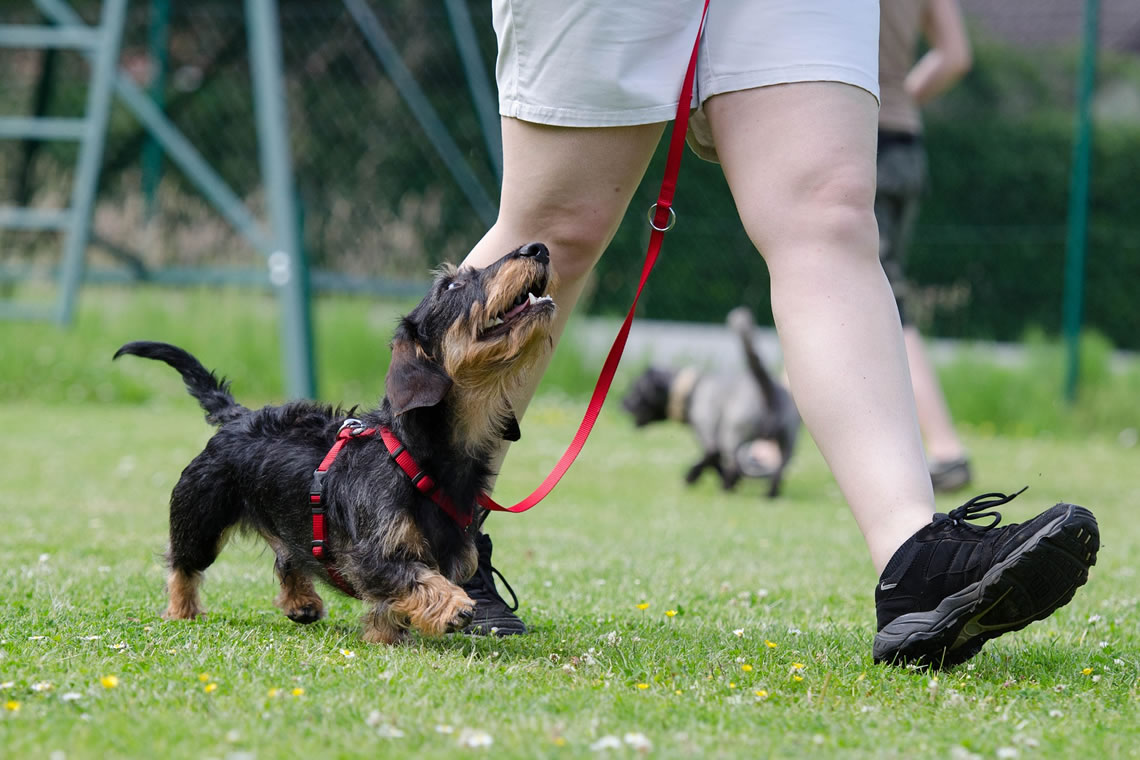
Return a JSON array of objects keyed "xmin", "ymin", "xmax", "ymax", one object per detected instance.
[
  {"xmin": 903, "ymin": 326, "xmax": 966, "ymax": 462},
  {"xmin": 462, "ymin": 118, "xmax": 665, "ymax": 477},
  {"xmin": 706, "ymin": 82, "xmax": 933, "ymax": 572}
]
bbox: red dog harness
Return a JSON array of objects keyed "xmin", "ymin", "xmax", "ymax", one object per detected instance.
[{"xmin": 309, "ymin": 419, "xmax": 475, "ymax": 596}]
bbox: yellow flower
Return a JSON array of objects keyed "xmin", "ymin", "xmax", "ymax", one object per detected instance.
[
  {"xmin": 198, "ymin": 673, "xmax": 210, "ymax": 682},
  {"xmin": 204, "ymin": 683, "xmax": 218, "ymax": 694},
  {"xmin": 291, "ymin": 687, "xmax": 304, "ymax": 696},
  {"xmin": 793, "ymin": 675, "xmax": 804, "ymax": 682},
  {"xmin": 765, "ymin": 640, "xmax": 777, "ymax": 649},
  {"xmin": 99, "ymin": 675, "xmax": 119, "ymax": 689},
  {"xmin": 741, "ymin": 664, "xmax": 753, "ymax": 672},
  {"xmin": 4, "ymin": 700, "xmax": 19, "ymax": 712},
  {"xmin": 665, "ymin": 610, "xmax": 677, "ymax": 617},
  {"xmin": 636, "ymin": 603, "xmax": 650, "ymax": 610},
  {"xmin": 553, "ymin": 737, "xmax": 567, "ymax": 747},
  {"xmin": 267, "ymin": 688, "xmax": 281, "ymax": 698},
  {"xmin": 754, "ymin": 689, "xmax": 768, "ymax": 698},
  {"xmin": 675, "ymin": 690, "xmax": 683, "ymax": 696},
  {"xmin": 791, "ymin": 662, "xmax": 805, "ymax": 671},
  {"xmin": 636, "ymin": 683, "xmax": 649, "ymax": 690},
  {"xmin": 729, "ymin": 682, "xmax": 737, "ymax": 689},
  {"xmin": 1082, "ymin": 667, "xmax": 1093, "ymax": 676}
]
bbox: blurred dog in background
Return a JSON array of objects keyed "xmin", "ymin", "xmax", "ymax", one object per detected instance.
[{"xmin": 621, "ymin": 307, "xmax": 799, "ymax": 498}]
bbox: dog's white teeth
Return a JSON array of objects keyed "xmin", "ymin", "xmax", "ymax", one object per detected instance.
[
  {"xmin": 527, "ymin": 292, "xmax": 538, "ymax": 305},
  {"xmin": 485, "ymin": 316, "xmax": 504, "ymax": 330}
]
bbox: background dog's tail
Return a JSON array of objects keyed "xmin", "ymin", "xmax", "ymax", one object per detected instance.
[
  {"xmin": 726, "ymin": 307, "xmax": 781, "ymax": 410},
  {"xmin": 113, "ymin": 341, "xmax": 246, "ymax": 426}
]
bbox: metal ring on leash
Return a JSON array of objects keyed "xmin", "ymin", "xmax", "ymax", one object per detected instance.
[{"xmin": 646, "ymin": 203, "xmax": 676, "ymax": 232}]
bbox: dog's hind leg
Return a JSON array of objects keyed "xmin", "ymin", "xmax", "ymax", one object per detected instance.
[
  {"xmin": 271, "ymin": 548, "xmax": 325, "ymax": 624},
  {"xmin": 685, "ymin": 451, "xmax": 719, "ymax": 484},
  {"xmin": 163, "ymin": 456, "xmax": 241, "ymax": 620}
]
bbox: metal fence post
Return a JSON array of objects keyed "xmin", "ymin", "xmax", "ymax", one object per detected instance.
[
  {"xmin": 142, "ymin": 0, "xmax": 170, "ymax": 220},
  {"xmin": 1062, "ymin": 0, "xmax": 1099, "ymax": 403},
  {"xmin": 444, "ymin": 0, "xmax": 501, "ymax": 181},
  {"xmin": 246, "ymin": 0, "xmax": 316, "ymax": 399}
]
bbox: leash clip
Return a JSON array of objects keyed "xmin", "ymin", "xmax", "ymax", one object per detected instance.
[{"xmin": 338, "ymin": 417, "xmax": 368, "ymax": 437}]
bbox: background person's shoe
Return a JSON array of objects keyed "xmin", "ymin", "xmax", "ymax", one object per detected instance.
[
  {"xmin": 930, "ymin": 456, "xmax": 972, "ymax": 492},
  {"xmin": 873, "ymin": 490, "xmax": 1098, "ymax": 669},
  {"xmin": 461, "ymin": 532, "xmax": 527, "ymax": 636}
]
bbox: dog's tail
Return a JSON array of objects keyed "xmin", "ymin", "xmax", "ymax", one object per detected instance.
[
  {"xmin": 726, "ymin": 307, "xmax": 781, "ymax": 410},
  {"xmin": 113, "ymin": 341, "xmax": 246, "ymax": 426}
]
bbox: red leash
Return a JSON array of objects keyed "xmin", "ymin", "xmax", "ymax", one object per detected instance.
[{"xmin": 479, "ymin": 1, "xmax": 710, "ymax": 515}]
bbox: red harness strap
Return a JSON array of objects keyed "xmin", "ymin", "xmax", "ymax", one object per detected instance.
[
  {"xmin": 309, "ymin": 420, "xmax": 378, "ymax": 597},
  {"xmin": 378, "ymin": 427, "xmax": 474, "ymax": 530},
  {"xmin": 309, "ymin": 420, "xmax": 476, "ymax": 597}
]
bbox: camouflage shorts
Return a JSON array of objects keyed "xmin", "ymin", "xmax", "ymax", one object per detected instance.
[{"xmin": 874, "ymin": 133, "xmax": 927, "ymax": 325}]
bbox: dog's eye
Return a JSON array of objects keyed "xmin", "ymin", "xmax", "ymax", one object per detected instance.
[{"xmin": 446, "ymin": 281, "xmax": 464, "ymax": 291}]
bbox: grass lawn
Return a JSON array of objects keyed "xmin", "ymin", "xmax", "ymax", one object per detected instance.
[{"xmin": 1, "ymin": 394, "xmax": 1137, "ymax": 759}]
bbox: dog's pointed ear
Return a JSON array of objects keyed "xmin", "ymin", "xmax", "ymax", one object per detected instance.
[
  {"xmin": 500, "ymin": 408, "xmax": 521, "ymax": 441},
  {"xmin": 385, "ymin": 337, "xmax": 452, "ymax": 416}
]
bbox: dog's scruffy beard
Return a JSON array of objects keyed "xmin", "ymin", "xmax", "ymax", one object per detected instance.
[{"xmin": 431, "ymin": 255, "xmax": 557, "ymax": 454}]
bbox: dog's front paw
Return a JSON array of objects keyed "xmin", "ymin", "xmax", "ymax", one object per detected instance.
[
  {"xmin": 447, "ymin": 595, "xmax": 476, "ymax": 633},
  {"xmin": 393, "ymin": 574, "xmax": 475, "ymax": 637}
]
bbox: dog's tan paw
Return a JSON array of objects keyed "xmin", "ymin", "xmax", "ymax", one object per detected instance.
[
  {"xmin": 162, "ymin": 600, "xmax": 204, "ymax": 620},
  {"xmin": 164, "ymin": 570, "xmax": 204, "ymax": 620},
  {"xmin": 393, "ymin": 574, "xmax": 475, "ymax": 637}
]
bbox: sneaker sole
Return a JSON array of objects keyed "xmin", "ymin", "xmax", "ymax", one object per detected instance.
[{"xmin": 872, "ymin": 503, "xmax": 1098, "ymax": 669}]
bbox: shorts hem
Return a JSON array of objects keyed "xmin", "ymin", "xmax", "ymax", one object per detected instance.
[
  {"xmin": 499, "ymin": 100, "xmax": 682, "ymax": 128},
  {"xmin": 499, "ymin": 63, "xmax": 880, "ymax": 129},
  {"xmin": 699, "ymin": 64, "xmax": 880, "ymax": 106}
]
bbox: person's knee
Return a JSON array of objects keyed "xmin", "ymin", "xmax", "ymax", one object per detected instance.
[
  {"xmin": 743, "ymin": 162, "xmax": 878, "ymax": 265},
  {"xmin": 514, "ymin": 198, "xmax": 625, "ymax": 284}
]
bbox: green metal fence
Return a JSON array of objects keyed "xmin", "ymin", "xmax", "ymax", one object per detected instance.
[{"xmin": 1, "ymin": 0, "xmax": 1138, "ymax": 399}]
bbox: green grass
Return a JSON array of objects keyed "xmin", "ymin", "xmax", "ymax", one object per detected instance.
[
  {"xmin": 1, "ymin": 284, "xmax": 1138, "ymax": 756},
  {"xmin": 1, "ymin": 395, "xmax": 1138, "ymax": 759}
]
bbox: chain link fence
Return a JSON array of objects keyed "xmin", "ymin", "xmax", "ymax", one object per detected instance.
[{"xmin": 2, "ymin": 1, "xmax": 1139, "ymax": 346}]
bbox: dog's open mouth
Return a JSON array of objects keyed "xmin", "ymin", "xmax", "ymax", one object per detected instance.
[{"xmin": 479, "ymin": 274, "xmax": 554, "ymax": 340}]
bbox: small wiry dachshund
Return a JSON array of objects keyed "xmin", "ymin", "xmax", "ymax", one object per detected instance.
[
  {"xmin": 621, "ymin": 307, "xmax": 799, "ymax": 498},
  {"xmin": 114, "ymin": 243, "xmax": 555, "ymax": 644}
]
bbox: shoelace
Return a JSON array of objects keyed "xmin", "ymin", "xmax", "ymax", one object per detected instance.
[
  {"xmin": 469, "ymin": 562, "xmax": 520, "ymax": 612},
  {"xmin": 938, "ymin": 487, "xmax": 1028, "ymax": 529}
]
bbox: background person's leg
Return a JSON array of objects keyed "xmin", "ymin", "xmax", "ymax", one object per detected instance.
[
  {"xmin": 705, "ymin": 82, "xmax": 934, "ymax": 573},
  {"xmin": 904, "ymin": 326, "xmax": 968, "ymax": 466}
]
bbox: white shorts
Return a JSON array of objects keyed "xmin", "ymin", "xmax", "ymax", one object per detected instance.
[{"xmin": 492, "ymin": 0, "xmax": 880, "ymax": 161}]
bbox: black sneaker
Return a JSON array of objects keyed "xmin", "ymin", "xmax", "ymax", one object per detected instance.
[
  {"xmin": 930, "ymin": 456, "xmax": 972, "ymax": 493},
  {"xmin": 460, "ymin": 532, "xmax": 527, "ymax": 636},
  {"xmin": 873, "ymin": 489, "xmax": 1098, "ymax": 669}
]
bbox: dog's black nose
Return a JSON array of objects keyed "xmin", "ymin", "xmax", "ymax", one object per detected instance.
[{"xmin": 519, "ymin": 242, "xmax": 549, "ymax": 263}]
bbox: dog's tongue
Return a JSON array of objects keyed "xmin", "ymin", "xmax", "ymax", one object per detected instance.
[{"xmin": 504, "ymin": 298, "xmax": 529, "ymax": 321}]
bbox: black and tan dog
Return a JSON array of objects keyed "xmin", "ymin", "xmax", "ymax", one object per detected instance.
[{"xmin": 114, "ymin": 243, "xmax": 555, "ymax": 644}]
